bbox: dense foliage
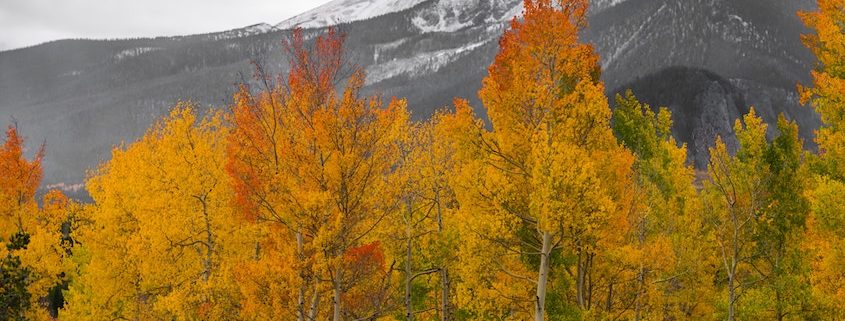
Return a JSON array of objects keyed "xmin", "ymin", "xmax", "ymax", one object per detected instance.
[{"xmin": 1, "ymin": 0, "xmax": 844, "ymax": 320}]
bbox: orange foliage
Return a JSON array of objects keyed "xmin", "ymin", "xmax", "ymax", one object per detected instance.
[
  {"xmin": 227, "ymin": 27, "xmax": 407, "ymax": 320},
  {"xmin": 0, "ymin": 126, "xmax": 44, "ymax": 232}
]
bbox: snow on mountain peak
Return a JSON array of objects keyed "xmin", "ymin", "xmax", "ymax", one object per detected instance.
[
  {"xmin": 412, "ymin": 0, "xmax": 523, "ymax": 33},
  {"xmin": 277, "ymin": 0, "xmax": 429, "ymax": 29},
  {"xmin": 276, "ymin": 0, "xmax": 634, "ymax": 32}
]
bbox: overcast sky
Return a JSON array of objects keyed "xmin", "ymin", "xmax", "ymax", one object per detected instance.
[{"xmin": 0, "ymin": 0, "xmax": 334, "ymax": 51}]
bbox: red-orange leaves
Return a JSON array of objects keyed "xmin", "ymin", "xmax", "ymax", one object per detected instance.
[
  {"xmin": 226, "ymin": 27, "xmax": 407, "ymax": 320},
  {"xmin": 344, "ymin": 241, "xmax": 386, "ymax": 282},
  {"xmin": 342, "ymin": 241, "xmax": 391, "ymax": 319},
  {"xmin": 287, "ymin": 27, "xmax": 347, "ymax": 103},
  {"xmin": 0, "ymin": 126, "xmax": 44, "ymax": 232}
]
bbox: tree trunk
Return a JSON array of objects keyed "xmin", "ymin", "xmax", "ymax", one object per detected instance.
[
  {"xmin": 727, "ymin": 253, "xmax": 736, "ymax": 321},
  {"xmin": 297, "ymin": 230, "xmax": 305, "ymax": 321},
  {"xmin": 406, "ymin": 216, "xmax": 414, "ymax": 321},
  {"xmin": 727, "ymin": 273, "xmax": 735, "ymax": 321},
  {"xmin": 634, "ymin": 211, "xmax": 646, "ymax": 321},
  {"xmin": 201, "ymin": 198, "xmax": 214, "ymax": 282},
  {"xmin": 134, "ymin": 278, "xmax": 143, "ymax": 321},
  {"xmin": 576, "ymin": 251, "xmax": 586, "ymax": 309},
  {"xmin": 728, "ymin": 207, "xmax": 739, "ymax": 321},
  {"xmin": 333, "ymin": 268, "xmax": 343, "ymax": 321},
  {"xmin": 634, "ymin": 269, "xmax": 644, "ymax": 321},
  {"xmin": 535, "ymin": 232, "xmax": 553, "ymax": 321},
  {"xmin": 440, "ymin": 269, "xmax": 451, "ymax": 321},
  {"xmin": 774, "ymin": 255, "xmax": 785, "ymax": 321},
  {"xmin": 309, "ymin": 281, "xmax": 320, "ymax": 321},
  {"xmin": 435, "ymin": 190, "xmax": 450, "ymax": 321},
  {"xmin": 587, "ymin": 254, "xmax": 593, "ymax": 309}
]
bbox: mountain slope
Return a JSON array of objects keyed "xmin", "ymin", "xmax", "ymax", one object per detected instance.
[
  {"xmin": 0, "ymin": 0, "xmax": 820, "ymax": 194},
  {"xmin": 588, "ymin": 0, "xmax": 820, "ymax": 166}
]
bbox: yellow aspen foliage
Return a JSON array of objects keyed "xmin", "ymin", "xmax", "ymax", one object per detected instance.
[
  {"xmin": 805, "ymin": 177, "xmax": 845, "ymax": 317},
  {"xmin": 703, "ymin": 108, "xmax": 769, "ymax": 321},
  {"xmin": 381, "ymin": 112, "xmax": 461, "ymax": 321},
  {"xmin": 439, "ymin": 0, "xmax": 635, "ymax": 319},
  {"xmin": 611, "ymin": 91, "xmax": 714, "ymax": 320},
  {"xmin": 697, "ymin": 109, "xmax": 814, "ymax": 320},
  {"xmin": 799, "ymin": 1, "xmax": 845, "ymax": 317},
  {"xmin": 22, "ymin": 190, "xmax": 81, "ymax": 321},
  {"xmin": 61, "ymin": 104, "xmax": 255, "ymax": 321},
  {"xmin": 799, "ymin": 0, "xmax": 845, "ymax": 180},
  {"xmin": 743, "ymin": 116, "xmax": 812, "ymax": 321}
]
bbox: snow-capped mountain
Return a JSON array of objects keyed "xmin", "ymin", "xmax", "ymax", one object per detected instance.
[{"xmin": 0, "ymin": 0, "xmax": 820, "ymax": 196}]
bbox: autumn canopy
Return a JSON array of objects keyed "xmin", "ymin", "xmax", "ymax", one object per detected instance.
[{"xmin": 2, "ymin": 0, "xmax": 845, "ymax": 320}]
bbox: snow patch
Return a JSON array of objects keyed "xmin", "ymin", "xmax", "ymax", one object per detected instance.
[
  {"xmin": 499, "ymin": 1, "xmax": 524, "ymax": 22},
  {"xmin": 59, "ymin": 70, "xmax": 83, "ymax": 77},
  {"xmin": 278, "ymin": 0, "xmax": 428, "ymax": 29},
  {"xmin": 593, "ymin": 0, "xmax": 630, "ymax": 11},
  {"xmin": 412, "ymin": 0, "xmax": 522, "ymax": 34},
  {"xmin": 114, "ymin": 47, "xmax": 161, "ymax": 61},
  {"xmin": 278, "ymin": 0, "xmax": 522, "ymax": 33},
  {"xmin": 412, "ymin": 0, "xmax": 473, "ymax": 33},
  {"xmin": 728, "ymin": 14, "xmax": 750, "ymax": 28},
  {"xmin": 45, "ymin": 182, "xmax": 85, "ymax": 193},
  {"xmin": 211, "ymin": 23, "xmax": 278, "ymax": 40},
  {"xmin": 374, "ymin": 38, "xmax": 408, "ymax": 63},
  {"xmin": 412, "ymin": 14, "xmax": 472, "ymax": 33},
  {"xmin": 366, "ymin": 40, "xmax": 488, "ymax": 84},
  {"xmin": 245, "ymin": 23, "xmax": 276, "ymax": 33}
]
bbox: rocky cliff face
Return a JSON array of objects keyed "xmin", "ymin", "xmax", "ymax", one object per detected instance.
[{"xmin": 0, "ymin": 0, "xmax": 820, "ymax": 192}]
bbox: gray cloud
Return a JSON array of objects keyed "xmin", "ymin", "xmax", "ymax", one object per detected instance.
[{"xmin": 0, "ymin": 0, "xmax": 333, "ymax": 51}]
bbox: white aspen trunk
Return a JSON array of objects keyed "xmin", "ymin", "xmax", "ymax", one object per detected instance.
[
  {"xmin": 535, "ymin": 232, "xmax": 553, "ymax": 321},
  {"xmin": 728, "ymin": 207, "xmax": 739, "ymax": 321},
  {"xmin": 634, "ymin": 213, "xmax": 646, "ymax": 321},
  {"xmin": 309, "ymin": 282, "xmax": 320, "ymax": 321},
  {"xmin": 435, "ymin": 188, "xmax": 450, "ymax": 321},
  {"xmin": 333, "ymin": 268, "xmax": 343, "ymax": 321},
  {"xmin": 201, "ymin": 198, "xmax": 214, "ymax": 282},
  {"xmin": 297, "ymin": 230, "xmax": 305, "ymax": 321},
  {"xmin": 440, "ymin": 269, "xmax": 450, "ymax": 321},
  {"xmin": 405, "ymin": 214, "xmax": 414, "ymax": 321},
  {"xmin": 576, "ymin": 251, "xmax": 586, "ymax": 309},
  {"xmin": 728, "ymin": 271, "xmax": 735, "ymax": 321}
]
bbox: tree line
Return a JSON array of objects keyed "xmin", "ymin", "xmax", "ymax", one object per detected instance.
[{"xmin": 2, "ymin": 0, "xmax": 845, "ymax": 320}]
